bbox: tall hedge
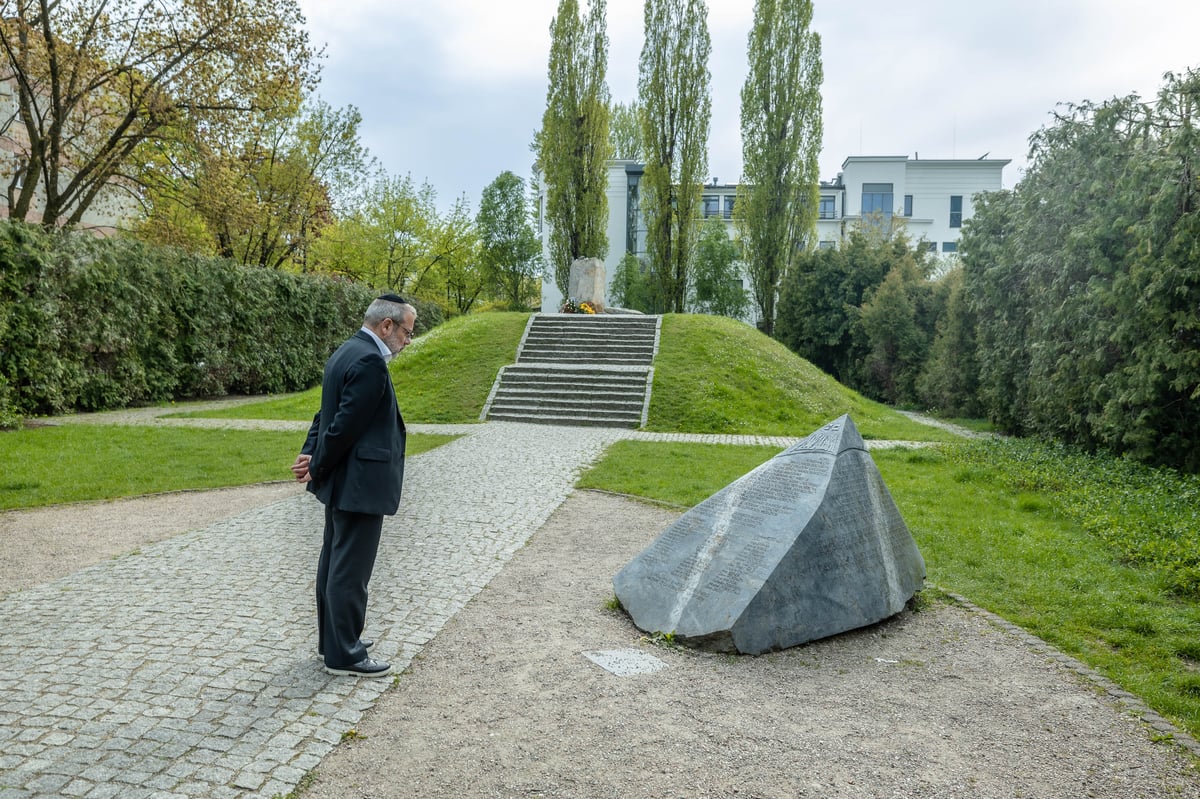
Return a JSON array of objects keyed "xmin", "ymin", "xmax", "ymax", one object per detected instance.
[
  {"xmin": 960, "ymin": 69, "xmax": 1200, "ymax": 471},
  {"xmin": 0, "ymin": 220, "xmax": 376, "ymax": 423}
]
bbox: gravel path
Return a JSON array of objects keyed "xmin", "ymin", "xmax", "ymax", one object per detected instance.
[{"xmin": 299, "ymin": 490, "xmax": 1200, "ymax": 799}]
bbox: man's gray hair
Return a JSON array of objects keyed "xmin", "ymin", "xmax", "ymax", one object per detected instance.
[{"xmin": 364, "ymin": 297, "xmax": 415, "ymax": 328}]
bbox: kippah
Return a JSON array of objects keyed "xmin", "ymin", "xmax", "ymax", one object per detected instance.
[{"xmin": 378, "ymin": 293, "xmax": 407, "ymax": 304}]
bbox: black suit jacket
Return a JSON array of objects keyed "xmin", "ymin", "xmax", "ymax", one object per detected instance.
[{"xmin": 302, "ymin": 330, "xmax": 407, "ymax": 516}]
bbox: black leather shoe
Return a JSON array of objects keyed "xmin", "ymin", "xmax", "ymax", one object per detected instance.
[{"xmin": 324, "ymin": 658, "xmax": 391, "ymax": 677}]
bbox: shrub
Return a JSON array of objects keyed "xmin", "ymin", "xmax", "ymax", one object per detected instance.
[{"xmin": 0, "ymin": 220, "xmax": 376, "ymax": 419}]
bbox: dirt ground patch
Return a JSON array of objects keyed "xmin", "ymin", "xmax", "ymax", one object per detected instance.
[{"xmin": 298, "ymin": 491, "xmax": 1200, "ymax": 799}]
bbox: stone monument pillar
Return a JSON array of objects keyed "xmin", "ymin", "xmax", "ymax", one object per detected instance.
[
  {"xmin": 613, "ymin": 415, "xmax": 926, "ymax": 654},
  {"xmin": 568, "ymin": 257, "xmax": 606, "ymax": 312}
]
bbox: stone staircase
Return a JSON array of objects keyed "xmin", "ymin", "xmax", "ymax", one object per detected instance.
[{"xmin": 482, "ymin": 314, "xmax": 660, "ymax": 428}]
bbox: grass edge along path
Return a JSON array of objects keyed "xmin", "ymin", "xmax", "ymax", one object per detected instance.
[
  {"xmin": 578, "ymin": 437, "xmax": 1200, "ymax": 749},
  {"xmin": 0, "ymin": 425, "xmax": 459, "ymax": 510}
]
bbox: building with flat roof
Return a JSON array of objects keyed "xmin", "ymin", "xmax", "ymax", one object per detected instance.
[{"xmin": 539, "ymin": 153, "xmax": 1009, "ymax": 321}]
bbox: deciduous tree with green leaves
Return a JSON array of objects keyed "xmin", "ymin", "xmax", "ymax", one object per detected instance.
[
  {"xmin": 691, "ymin": 216, "xmax": 747, "ymax": 318},
  {"xmin": 736, "ymin": 0, "xmax": 823, "ymax": 336},
  {"xmin": 638, "ymin": 0, "xmax": 711, "ymax": 313},
  {"xmin": 0, "ymin": 0, "xmax": 315, "ymax": 228},
  {"xmin": 610, "ymin": 100, "xmax": 643, "ymax": 161},
  {"xmin": 477, "ymin": 171, "xmax": 542, "ymax": 309},
  {"xmin": 309, "ymin": 173, "xmax": 440, "ymax": 292},
  {"xmin": 535, "ymin": 0, "xmax": 610, "ymax": 295},
  {"xmin": 434, "ymin": 197, "xmax": 484, "ymax": 314},
  {"xmin": 136, "ymin": 99, "xmax": 370, "ymax": 270},
  {"xmin": 611, "ymin": 253, "xmax": 657, "ymax": 312}
]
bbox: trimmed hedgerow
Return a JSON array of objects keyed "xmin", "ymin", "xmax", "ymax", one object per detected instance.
[{"xmin": 0, "ymin": 220, "xmax": 375, "ymax": 423}]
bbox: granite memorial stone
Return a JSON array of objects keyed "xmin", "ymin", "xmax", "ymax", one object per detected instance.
[
  {"xmin": 612, "ymin": 415, "xmax": 925, "ymax": 654},
  {"xmin": 568, "ymin": 257, "xmax": 606, "ymax": 311}
]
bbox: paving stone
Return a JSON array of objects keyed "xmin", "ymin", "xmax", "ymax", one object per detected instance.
[{"xmin": 0, "ymin": 422, "xmax": 625, "ymax": 797}]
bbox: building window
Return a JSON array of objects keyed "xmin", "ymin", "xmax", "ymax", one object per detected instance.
[
  {"xmin": 703, "ymin": 195, "xmax": 720, "ymax": 218},
  {"xmin": 818, "ymin": 195, "xmax": 835, "ymax": 219},
  {"xmin": 818, "ymin": 240, "xmax": 836, "ymax": 249},
  {"xmin": 942, "ymin": 241, "xmax": 957, "ymax": 253},
  {"xmin": 903, "ymin": 194, "xmax": 913, "ymax": 217},
  {"xmin": 949, "ymin": 195, "xmax": 962, "ymax": 228},
  {"xmin": 724, "ymin": 195, "xmax": 735, "ymax": 219},
  {"xmin": 861, "ymin": 183, "xmax": 893, "ymax": 216},
  {"xmin": 626, "ymin": 174, "xmax": 641, "ymax": 254},
  {"xmin": 926, "ymin": 242, "xmax": 937, "ymax": 253}
]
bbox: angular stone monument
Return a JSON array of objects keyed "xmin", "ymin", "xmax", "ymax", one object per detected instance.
[
  {"xmin": 568, "ymin": 257, "xmax": 606, "ymax": 311},
  {"xmin": 612, "ymin": 415, "xmax": 925, "ymax": 654}
]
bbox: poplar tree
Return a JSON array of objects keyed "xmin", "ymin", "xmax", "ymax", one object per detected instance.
[
  {"xmin": 535, "ymin": 0, "xmax": 610, "ymax": 296},
  {"xmin": 610, "ymin": 100, "xmax": 643, "ymax": 161},
  {"xmin": 638, "ymin": 0, "xmax": 711, "ymax": 313},
  {"xmin": 737, "ymin": 0, "xmax": 823, "ymax": 335}
]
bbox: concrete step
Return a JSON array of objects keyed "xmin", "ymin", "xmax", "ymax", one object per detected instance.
[
  {"xmin": 488, "ymin": 399, "xmax": 644, "ymax": 417},
  {"xmin": 486, "ymin": 410, "xmax": 642, "ymax": 428},
  {"xmin": 521, "ymin": 335, "xmax": 655, "ymax": 347},
  {"xmin": 522, "ymin": 337, "xmax": 655, "ymax": 349},
  {"xmin": 483, "ymin": 314, "xmax": 660, "ymax": 428},
  {"xmin": 496, "ymin": 374, "xmax": 648, "ymax": 388},
  {"xmin": 523, "ymin": 347, "xmax": 657, "ymax": 359},
  {"xmin": 489, "ymin": 389, "xmax": 645, "ymax": 407}
]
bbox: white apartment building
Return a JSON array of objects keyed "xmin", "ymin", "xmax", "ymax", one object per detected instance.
[{"xmin": 539, "ymin": 153, "xmax": 1009, "ymax": 315}]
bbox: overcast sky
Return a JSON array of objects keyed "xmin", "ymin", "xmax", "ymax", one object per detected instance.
[{"xmin": 296, "ymin": 0, "xmax": 1200, "ymax": 212}]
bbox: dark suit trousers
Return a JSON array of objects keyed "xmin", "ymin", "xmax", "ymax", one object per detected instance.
[{"xmin": 316, "ymin": 505, "xmax": 383, "ymax": 668}]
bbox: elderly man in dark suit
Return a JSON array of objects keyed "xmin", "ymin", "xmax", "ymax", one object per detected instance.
[{"xmin": 291, "ymin": 294, "xmax": 416, "ymax": 677}]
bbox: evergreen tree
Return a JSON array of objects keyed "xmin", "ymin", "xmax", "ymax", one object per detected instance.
[
  {"xmin": 776, "ymin": 228, "xmax": 899, "ymax": 383},
  {"xmin": 854, "ymin": 257, "xmax": 932, "ymax": 405},
  {"xmin": 959, "ymin": 189, "xmax": 1030, "ymax": 433},
  {"xmin": 737, "ymin": 0, "xmax": 823, "ymax": 335},
  {"xmin": 916, "ymin": 267, "xmax": 982, "ymax": 417},
  {"xmin": 961, "ymin": 67, "xmax": 1200, "ymax": 469},
  {"xmin": 638, "ymin": 0, "xmax": 711, "ymax": 313},
  {"xmin": 535, "ymin": 0, "xmax": 611, "ymax": 295}
]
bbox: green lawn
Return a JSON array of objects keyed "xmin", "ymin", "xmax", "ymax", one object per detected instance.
[{"xmin": 0, "ymin": 425, "xmax": 458, "ymax": 509}]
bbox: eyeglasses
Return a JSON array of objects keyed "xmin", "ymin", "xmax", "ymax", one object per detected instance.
[{"xmin": 392, "ymin": 319, "xmax": 414, "ymax": 341}]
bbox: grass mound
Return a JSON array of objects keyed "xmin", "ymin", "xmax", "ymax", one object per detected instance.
[
  {"xmin": 648, "ymin": 314, "xmax": 955, "ymax": 440},
  {"xmin": 178, "ymin": 312, "xmax": 531, "ymax": 424},
  {"xmin": 177, "ymin": 310, "xmax": 953, "ymax": 440}
]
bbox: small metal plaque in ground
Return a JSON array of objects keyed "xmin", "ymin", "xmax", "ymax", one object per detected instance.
[{"xmin": 582, "ymin": 649, "xmax": 669, "ymax": 676}]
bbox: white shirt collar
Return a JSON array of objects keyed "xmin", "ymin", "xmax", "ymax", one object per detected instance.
[{"xmin": 360, "ymin": 326, "xmax": 393, "ymax": 361}]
